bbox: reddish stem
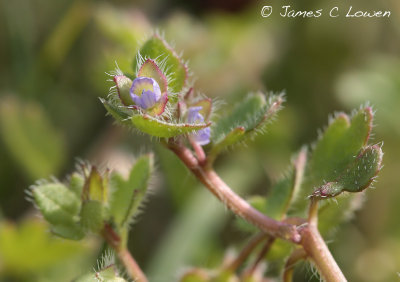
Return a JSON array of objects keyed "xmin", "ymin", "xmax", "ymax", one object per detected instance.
[
  {"xmin": 169, "ymin": 143, "xmax": 301, "ymax": 243},
  {"xmin": 102, "ymin": 224, "xmax": 148, "ymax": 282},
  {"xmin": 169, "ymin": 142, "xmax": 347, "ymax": 281}
]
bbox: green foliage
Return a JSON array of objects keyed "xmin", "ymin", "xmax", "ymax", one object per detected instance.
[
  {"xmin": 264, "ymin": 148, "xmax": 307, "ymax": 220},
  {"xmin": 0, "ymin": 97, "xmax": 65, "ymax": 180},
  {"xmin": 69, "ymin": 173, "xmax": 85, "ymax": 198},
  {"xmin": 100, "ymin": 98, "xmax": 131, "ymax": 125},
  {"xmin": 0, "ymin": 219, "xmax": 95, "ymax": 279},
  {"xmin": 311, "ymin": 145, "xmax": 383, "ymax": 198},
  {"xmin": 109, "ymin": 154, "xmax": 153, "ymax": 228},
  {"xmin": 288, "ymin": 107, "xmax": 380, "ymax": 236},
  {"xmin": 81, "ymin": 200, "xmax": 105, "ymax": 233},
  {"xmin": 210, "ymin": 93, "xmax": 283, "ymax": 159},
  {"xmin": 306, "ymin": 108, "xmax": 373, "ymax": 189},
  {"xmin": 114, "ymin": 75, "xmax": 134, "ymax": 106},
  {"xmin": 131, "ymin": 114, "xmax": 210, "ymax": 138},
  {"xmin": 82, "ymin": 167, "xmax": 108, "ymax": 203},
  {"xmin": 292, "ymin": 108, "xmax": 373, "ymax": 210},
  {"xmin": 30, "ymin": 155, "xmax": 153, "ymax": 241},
  {"xmin": 32, "ymin": 183, "xmax": 80, "ymax": 224},
  {"xmin": 133, "ymin": 35, "xmax": 188, "ymax": 93}
]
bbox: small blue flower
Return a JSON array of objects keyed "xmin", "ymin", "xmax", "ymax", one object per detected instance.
[
  {"xmin": 187, "ymin": 106, "xmax": 211, "ymax": 146},
  {"xmin": 130, "ymin": 77, "xmax": 161, "ymax": 109}
]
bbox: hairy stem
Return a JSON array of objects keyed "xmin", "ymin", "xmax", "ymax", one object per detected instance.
[
  {"xmin": 168, "ymin": 143, "xmax": 301, "ymax": 243},
  {"xmin": 117, "ymin": 248, "xmax": 148, "ymax": 282},
  {"xmin": 308, "ymin": 197, "xmax": 319, "ymax": 227},
  {"xmin": 102, "ymin": 224, "xmax": 148, "ymax": 282},
  {"xmin": 299, "ymin": 225, "xmax": 347, "ymax": 282},
  {"xmin": 169, "ymin": 142, "xmax": 347, "ymax": 281}
]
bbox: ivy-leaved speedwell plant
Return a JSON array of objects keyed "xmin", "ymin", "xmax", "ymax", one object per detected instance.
[{"xmin": 29, "ymin": 33, "xmax": 383, "ymax": 282}]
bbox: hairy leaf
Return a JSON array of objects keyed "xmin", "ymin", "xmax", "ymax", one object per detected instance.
[
  {"xmin": 131, "ymin": 114, "xmax": 210, "ymax": 138},
  {"xmin": 82, "ymin": 167, "xmax": 108, "ymax": 203},
  {"xmin": 133, "ymin": 35, "xmax": 188, "ymax": 93},
  {"xmin": 101, "ymin": 98, "xmax": 131, "ymax": 125},
  {"xmin": 80, "ymin": 200, "xmax": 104, "ymax": 233},
  {"xmin": 291, "ymin": 107, "xmax": 380, "ymax": 236},
  {"xmin": 311, "ymin": 145, "xmax": 383, "ymax": 198},
  {"xmin": 210, "ymin": 93, "xmax": 283, "ymax": 158},
  {"xmin": 69, "ymin": 172, "xmax": 85, "ymax": 199},
  {"xmin": 32, "ymin": 183, "xmax": 80, "ymax": 226},
  {"xmin": 265, "ymin": 148, "xmax": 307, "ymax": 219},
  {"xmin": 51, "ymin": 223, "xmax": 84, "ymax": 240},
  {"xmin": 109, "ymin": 154, "xmax": 153, "ymax": 227},
  {"xmin": 114, "ymin": 75, "xmax": 134, "ymax": 106},
  {"xmin": 307, "ymin": 108, "xmax": 373, "ymax": 188}
]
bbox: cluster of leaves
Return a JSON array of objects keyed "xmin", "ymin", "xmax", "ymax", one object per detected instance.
[{"xmin": 29, "ymin": 154, "xmax": 152, "ymax": 243}]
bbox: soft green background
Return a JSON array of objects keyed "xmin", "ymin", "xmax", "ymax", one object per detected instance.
[{"xmin": 0, "ymin": 0, "xmax": 399, "ymax": 281}]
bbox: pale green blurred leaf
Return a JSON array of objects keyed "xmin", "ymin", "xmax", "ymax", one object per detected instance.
[
  {"xmin": 0, "ymin": 219, "xmax": 95, "ymax": 278},
  {"xmin": 0, "ymin": 97, "xmax": 65, "ymax": 180}
]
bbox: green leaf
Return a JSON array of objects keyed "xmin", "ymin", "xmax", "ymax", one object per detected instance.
[
  {"xmin": 113, "ymin": 75, "xmax": 133, "ymax": 106},
  {"xmin": 265, "ymin": 148, "xmax": 307, "ymax": 219},
  {"xmin": 32, "ymin": 183, "xmax": 80, "ymax": 226},
  {"xmin": 69, "ymin": 172, "xmax": 85, "ymax": 198},
  {"xmin": 311, "ymin": 145, "xmax": 383, "ymax": 198},
  {"xmin": 308, "ymin": 108, "xmax": 373, "ymax": 186},
  {"xmin": 291, "ymin": 107, "xmax": 378, "ymax": 236},
  {"xmin": 210, "ymin": 93, "xmax": 283, "ymax": 157},
  {"xmin": 82, "ymin": 167, "xmax": 108, "ymax": 203},
  {"xmin": 0, "ymin": 219, "xmax": 94, "ymax": 276},
  {"xmin": 133, "ymin": 35, "xmax": 188, "ymax": 93},
  {"xmin": 80, "ymin": 200, "xmax": 105, "ymax": 233},
  {"xmin": 295, "ymin": 107, "xmax": 373, "ymax": 207},
  {"xmin": 51, "ymin": 223, "xmax": 85, "ymax": 240},
  {"xmin": 101, "ymin": 98, "xmax": 131, "ymax": 125},
  {"xmin": 209, "ymin": 127, "xmax": 245, "ymax": 159},
  {"xmin": 109, "ymin": 154, "xmax": 153, "ymax": 227},
  {"xmin": 0, "ymin": 97, "xmax": 65, "ymax": 180},
  {"xmin": 131, "ymin": 114, "xmax": 210, "ymax": 138}
]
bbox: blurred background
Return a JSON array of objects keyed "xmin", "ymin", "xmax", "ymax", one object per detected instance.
[{"xmin": 0, "ymin": 0, "xmax": 399, "ymax": 281}]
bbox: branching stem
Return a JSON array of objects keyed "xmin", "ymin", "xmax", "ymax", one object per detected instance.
[
  {"xmin": 168, "ymin": 142, "xmax": 347, "ymax": 282},
  {"xmin": 168, "ymin": 143, "xmax": 301, "ymax": 243},
  {"xmin": 299, "ymin": 225, "xmax": 347, "ymax": 282}
]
